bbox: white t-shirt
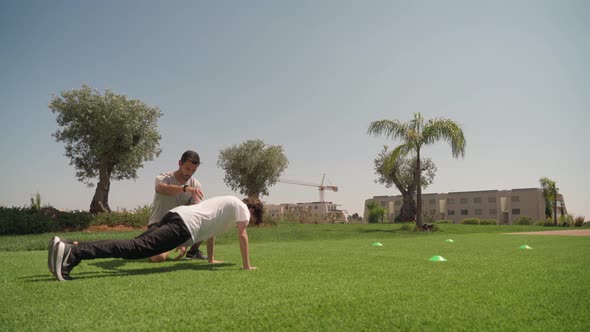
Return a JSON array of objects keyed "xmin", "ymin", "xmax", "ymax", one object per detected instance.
[
  {"xmin": 171, "ymin": 196, "xmax": 250, "ymax": 245},
  {"xmin": 148, "ymin": 171, "xmax": 202, "ymax": 225}
]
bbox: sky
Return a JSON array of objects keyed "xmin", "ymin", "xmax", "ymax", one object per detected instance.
[{"xmin": 1, "ymin": 0, "xmax": 588, "ymax": 219}]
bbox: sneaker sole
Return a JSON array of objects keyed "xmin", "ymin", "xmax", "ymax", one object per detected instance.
[
  {"xmin": 47, "ymin": 236, "xmax": 60, "ymax": 276},
  {"xmin": 54, "ymin": 242, "xmax": 67, "ymax": 281}
]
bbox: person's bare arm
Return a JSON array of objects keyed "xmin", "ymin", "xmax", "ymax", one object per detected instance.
[
  {"xmin": 237, "ymin": 221, "xmax": 256, "ymax": 270},
  {"xmin": 207, "ymin": 237, "xmax": 222, "ymax": 264},
  {"xmin": 156, "ymin": 182, "xmax": 204, "ymax": 201}
]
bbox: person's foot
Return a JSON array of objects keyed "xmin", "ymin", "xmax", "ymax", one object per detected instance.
[
  {"xmin": 47, "ymin": 236, "xmax": 60, "ymax": 276},
  {"xmin": 54, "ymin": 241, "xmax": 79, "ymax": 281},
  {"xmin": 185, "ymin": 248, "xmax": 207, "ymax": 260}
]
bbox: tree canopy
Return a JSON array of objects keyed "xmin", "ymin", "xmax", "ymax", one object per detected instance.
[
  {"xmin": 217, "ymin": 139, "xmax": 288, "ymax": 198},
  {"xmin": 49, "ymin": 84, "xmax": 162, "ymax": 212}
]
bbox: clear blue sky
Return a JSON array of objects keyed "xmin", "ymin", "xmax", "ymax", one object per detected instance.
[{"xmin": 1, "ymin": 0, "xmax": 588, "ymax": 219}]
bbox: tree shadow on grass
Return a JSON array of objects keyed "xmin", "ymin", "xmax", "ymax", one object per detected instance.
[{"xmin": 21, "ymin": 261, "xmax": 236, "ymax": 283}]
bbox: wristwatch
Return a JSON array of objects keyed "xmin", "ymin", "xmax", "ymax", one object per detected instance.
[{"xmin": 182, "ymin": 184, "xmax": 188, "ymax": 192}]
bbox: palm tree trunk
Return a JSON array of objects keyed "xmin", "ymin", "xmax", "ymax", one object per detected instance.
[
  {"xmin": 415, "ymin": 148, "xmax": 423, "ymax": 228},
  {"xmin": 553, "ymin": 192, "xmax": 558, "ymax": 226}
]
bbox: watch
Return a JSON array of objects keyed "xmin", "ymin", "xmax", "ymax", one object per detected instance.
[{"xmin": 182, "ymin": 184, "xmax": 188, "ymax": 192}]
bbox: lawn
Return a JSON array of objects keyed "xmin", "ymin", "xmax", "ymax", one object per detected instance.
[{"xmin": 1, "ymin": 223, "xmax": 589, "ymax": 331}]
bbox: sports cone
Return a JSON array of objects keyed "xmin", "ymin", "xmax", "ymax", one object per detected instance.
[{"xmin": 428, "ymin": 255, "xmax": 447, "ymax": 262}]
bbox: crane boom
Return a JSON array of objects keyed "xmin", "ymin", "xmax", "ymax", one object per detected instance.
[{"xmin": 278, "ymin": 174, "xmax": 338, "ymax": 202}]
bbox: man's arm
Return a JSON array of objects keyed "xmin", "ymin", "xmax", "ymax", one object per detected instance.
[
  {"xmin": 237, "ymin": 221, "xmax": 256, "ymax": 270},
  {"xmin": 206, "ymin": 237, "xmax": 222, "ymax": 264},
  {"xmin": 156, "ymin": 182, "xmax": 204, "ymax": 202}
]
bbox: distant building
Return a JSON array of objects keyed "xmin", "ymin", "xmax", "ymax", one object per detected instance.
[
  {"xmin": 363, "ymin": 188, "xmax": 567, "ymax": 224},
  {"xmin": 266, "ymin": 201, "xmax": 347, "ymax": 222}
]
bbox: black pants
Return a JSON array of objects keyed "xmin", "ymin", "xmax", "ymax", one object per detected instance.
[{"xmin": 73, "ymin": 212, "xmax": 191, "ymax": 261}]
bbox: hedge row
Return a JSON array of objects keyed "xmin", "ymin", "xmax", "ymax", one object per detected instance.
[{"xmin": 0, "ymin": 207, "xmax": 150, "ymax": 235}]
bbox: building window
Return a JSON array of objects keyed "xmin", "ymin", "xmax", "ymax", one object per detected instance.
[
  {"xmin": 511, "ymin": 196, "xmax": 520, "ymax": 203},
  {"xmin": 474, "ymin": 197, "xmax": 481, "ymax": 204},
  {"xmin": 475, "ymin": 209, "xmax": 482, "ymax": 215},
  {"xmin": 461, "ymin": 209, "xmax": 469, "ymax": 215},
  {"xmin": 430, "ymin": 209, "xmax": 436, "ymax": 215},
  {"xmin": 314, "ymin": 206, "xmax": 318, "ymax": 210},
  {"xmin": 489, "ymin": 209, "xmax": 497, "ymax": 215},
  {"xmin": 381, "ymin": 202, "xmax": 387, "ymax": 207},
  {"xmin": 488, "ymin": 197, "xmax": 496, "ymax": 203},
  {"xmin": 460, "ymin": 198, "xmax": 468, "ymax": 204},
  {"xmin": 448, "ymin": 199, "xmax": 454, "ymax": 204},
  {"xmin": 429, "ymin": 199, "xmax": 435, "ymax": 205},
  {"xmin": 448, "ymin": 210, "xmax": 455, "ymax": 215},
  {"xmin": 395, "ymin": 201, "xmax": 401, "ymax": 206},
  {"xmin": 512, "ymin": 208, "xmax": 520, "ymax": 215}
]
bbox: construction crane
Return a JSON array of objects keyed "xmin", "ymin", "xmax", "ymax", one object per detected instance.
[{"xmin": 278, "ymin": 173, "xmax": 338, "ymax": 202}]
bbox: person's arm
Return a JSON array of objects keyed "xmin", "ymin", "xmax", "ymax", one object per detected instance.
[
  {"xmin": 156, "ymin": 182, "xmax": 204, "ymax": 201},
  {"xmin": 237, "ymin": 221, "xmax": 256, "ymax": 270},
  {"xmin": 206, "ymin": 237, "xmax": 222, "ymax": 264}
]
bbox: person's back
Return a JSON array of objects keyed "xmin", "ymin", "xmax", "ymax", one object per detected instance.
[{"xmin": 171, "ymin": 196, "xmax": 250, "ymax": 243}]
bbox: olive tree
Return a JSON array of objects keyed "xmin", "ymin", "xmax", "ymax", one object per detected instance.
[
  {"xmin": 374, "ymin": 145, "xmax": 437, "ymax": 222},
  {"xmin": 217, "ymin": 139, "xmax": 288, "ymax": 199},
  {"xmin": 49, "ymin": 84, "xmax": 162, "ymax": 213}
]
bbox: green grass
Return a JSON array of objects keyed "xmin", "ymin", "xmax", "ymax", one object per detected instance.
[{"xmin": 1, "ymin": 223, "xmax": 589, "ymax": 331}]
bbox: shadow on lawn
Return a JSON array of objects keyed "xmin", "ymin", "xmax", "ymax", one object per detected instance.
[{"xmin": 22, "ymin": 261, "xmax": 236, "ymax": 283}]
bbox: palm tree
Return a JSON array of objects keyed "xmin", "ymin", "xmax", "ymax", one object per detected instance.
[
  {"xmin": 368, "ymin": 113, "xmax": 466, "ymax": 228},
  {"xmin": 539, "ymin": 177, "xmax": 558, "ymax": 225}
]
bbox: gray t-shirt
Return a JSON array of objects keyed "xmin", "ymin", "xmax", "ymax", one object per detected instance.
[{"xmin": 148, "ymin": 171, "xmax": 202, "ymax": 225}]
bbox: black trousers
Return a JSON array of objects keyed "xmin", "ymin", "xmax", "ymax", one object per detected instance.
[{"xmin": 73, "ymin": 212, "xmax": 191, "ymax": 261}]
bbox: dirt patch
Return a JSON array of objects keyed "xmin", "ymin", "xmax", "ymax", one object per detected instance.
[
  {"xmin": 505, "ymin": 229, "xmax": 590, "ymax": 236},
  {"xmin": 82, "ymin": 225, "xmax": 145, "ymax": 232}
]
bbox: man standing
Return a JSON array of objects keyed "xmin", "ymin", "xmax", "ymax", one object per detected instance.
[
  {"xmin": 148, "ymin": 150, "xmax": 206, "ymax": 262},
  {"xmin": 48, "ymin": 196, "xmax": 263, "ymax": 281}
]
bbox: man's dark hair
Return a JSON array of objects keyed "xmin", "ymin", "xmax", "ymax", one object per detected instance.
[
  {"xmin": 243, "ymin": 197, "xmax": 264, "ymax": 226},
  {"xmin": 181, "ymin": 150, "xmax": 200, "ymax": 165}
]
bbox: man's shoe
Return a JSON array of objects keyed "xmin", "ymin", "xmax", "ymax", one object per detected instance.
[
  {"xmin": 47, "ymin": 236, "xmax": 60, "ymax": 276},
  {"xmin": 185, "ymin": 248, "xmax": 208, "ymax": 260},
  {"xmin": 54, "ymin": 241, "xmax": 79, "ymax": 281}
]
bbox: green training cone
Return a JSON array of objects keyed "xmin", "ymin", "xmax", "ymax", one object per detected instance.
[
  {"xmin": 372, "ymin": 242, "xmax": 383, "ymax": 247},
  {"xmin": 519, "ymin": 245, "xmax": 533, "ymax": 249},
  {"xmin": 445, "ymin": 239, "xmax": 455, "ymax": 243},
  {"xmin": 428, "ymin": 255, "xmax": 447, "ymax": 262}
]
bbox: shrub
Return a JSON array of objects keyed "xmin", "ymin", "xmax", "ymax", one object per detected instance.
[
  {"xmin": 514, "ymin": 216, "xmax": 532, "ymax": 225},
  {"xmin": 479, "ymin": 219, "xmax": 497, "ymax": 225},
  {"xmin": 574, "ymin": 215, "xmax": 585, "ymax": 227},
  {"xmin": 461, "ymin": 218, "xmax": 480, "ymax": 225},
  {"xmin": 558, "ymin": 214, "xmax": 574, "ymax": 227},
  {"xmin": 91, "ymin": 210, "xmax": 148, "ymax": 228},
  {"xmin": 400, "ymin": 223, "xmax": 413, "ymax": 231},
  {"xmin": 0, "ymin": 207, "xmax": 58, "ymax": 235}
]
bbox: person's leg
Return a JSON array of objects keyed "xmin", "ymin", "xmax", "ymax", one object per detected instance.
[{"xmin": 53, "ymin": 212, "xmax": 191, "ymax": 280}]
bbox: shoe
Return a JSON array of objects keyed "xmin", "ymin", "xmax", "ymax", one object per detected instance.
[
  {"xmin": 54, "ymin": 241, "xmax": 79, "ymax": 281},
  {"xmin": 185, "ymin": 248, "xmax": 208, "ymax": 260},
  {"xmin": 47, "ymin": 236, "xmax": 60, "ymax": 276}
]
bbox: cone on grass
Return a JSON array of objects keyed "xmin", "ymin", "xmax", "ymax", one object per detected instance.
[
  {"xmin": 428, "ymin": 255, "xmax": 447, "ymax": 262},
  {"xmin": 519, "ymin": 245, "xmax": 533, "ymax": 249},
  {"xmin": 372, "ymin": 242, "xmax": 383, "ymax": 247},
  {"xmin": 445, "ymin": 239, "xmax": 455, "ymax": 243}
]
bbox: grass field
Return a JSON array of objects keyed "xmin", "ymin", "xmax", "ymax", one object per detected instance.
[{"xmin": 1, "ymin": 223, "xmax": 589, "ymax": 331}]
